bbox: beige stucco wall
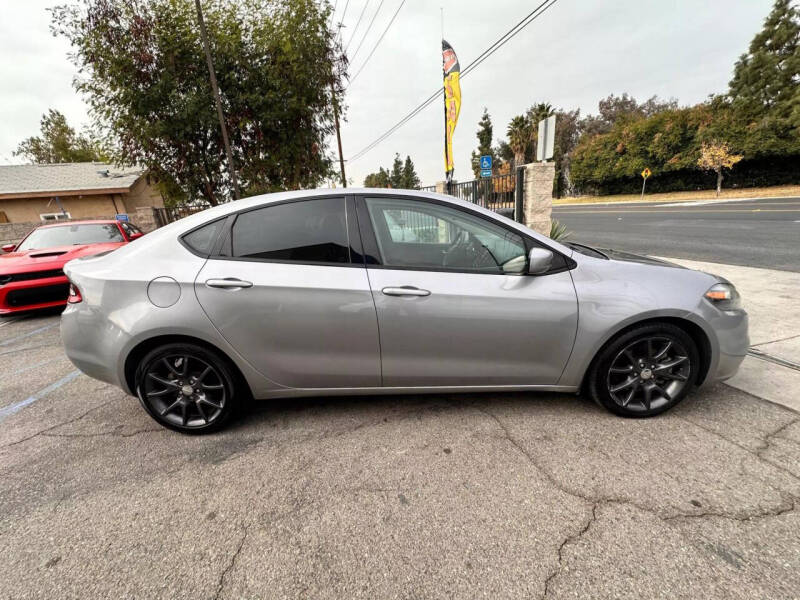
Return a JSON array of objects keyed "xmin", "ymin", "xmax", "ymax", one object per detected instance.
[
  {"xmin": 0, "ymin": 194, "xmax": 122, "ymax": 223},
  {"xmin": 122, "ymin": 175, "xmax": 165, "ymax": 213}
]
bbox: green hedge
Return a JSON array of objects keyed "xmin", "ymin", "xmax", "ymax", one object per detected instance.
[{"xmin": 576, "ymin": 155, "xmax": 800, "ymax": 196}]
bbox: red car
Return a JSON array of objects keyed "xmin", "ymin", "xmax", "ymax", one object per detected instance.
[{"xmin": 0, "ymin": 219, "xmax": 144, "ymax": 315}]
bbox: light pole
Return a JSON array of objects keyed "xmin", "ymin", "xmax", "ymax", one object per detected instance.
[{"xmin": 195, "ymin": 0, "xmax": 240, "ymax": 201}]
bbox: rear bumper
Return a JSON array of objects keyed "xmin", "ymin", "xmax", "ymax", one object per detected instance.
[
  {"xmin": 0, "ymin": 276, "xmax": 69, "ymax": 314},
  {"xmin": 60, "ymin": 302, "xmax": 125, "ymax": 389}
]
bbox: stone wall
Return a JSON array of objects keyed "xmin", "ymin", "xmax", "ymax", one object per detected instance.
[
  {"xmin": 134, "ymin": 206, "xmax": 160, "ymax": 233},
  {"xmin": 0, "ymin": 222, "xmax": 38, "ymax": 247},
  {"xmin": 522, "ymin": 162, "xmax": 555, "ymax": 236}
]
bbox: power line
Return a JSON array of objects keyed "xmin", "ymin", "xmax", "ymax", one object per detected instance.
[
  {"xmin": 348, "ymin": 0, "xmax": 385, "ymax": 64},
  {"xmin": 338, "ymin": 0, "xmax": 351, "ymax": 28},
  {"xmin": 347, "ymin": 0, "xmax": 558, "ymax": 163},
  {"xmin": 348, "ymin": 0, "xmax": 406, "ymax": 85},
  {"xmin": 345, "ymin": 0, "xmax": 370, "ymax": 53}
]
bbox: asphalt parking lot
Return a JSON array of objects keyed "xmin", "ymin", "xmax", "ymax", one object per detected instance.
[{"xmin": 1, "ymin": 312, "xmax": 799, "ymax": 599}]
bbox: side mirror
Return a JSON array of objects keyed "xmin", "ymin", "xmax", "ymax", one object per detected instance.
[
  {"xmin": 528, "ymin": 247, "xmax": 554, "ymax": 275},
  {"xmin": 1, "ymin": 244, "xmax": 16, "ymax": 253},
  {"xmin": 128, "ymin": 232, "xmax": 144, "ymax": 241}
]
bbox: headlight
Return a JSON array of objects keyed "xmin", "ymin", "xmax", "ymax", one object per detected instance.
[{"xmin": 704, "ymin": 282, "xmax": 742, "ymax": 311}]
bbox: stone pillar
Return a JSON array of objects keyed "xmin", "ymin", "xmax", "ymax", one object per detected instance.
[
  {"xmin": 435, "ymin": 181, "xmax": 447, "ymax": 194},
  {"xmin": 522, "ymin": 161, "xmax": 555, "ymax": 236},
  {"xmin": 135, "ymin": 206, "xmax": 159, "ymax": 232}
]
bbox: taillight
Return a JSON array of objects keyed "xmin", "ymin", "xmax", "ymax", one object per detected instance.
[{"xmin": 68, "ymin": 283, "xmax": 83, "ymax": 304}]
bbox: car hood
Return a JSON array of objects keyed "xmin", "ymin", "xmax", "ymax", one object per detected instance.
[
  {"xmin": 0, "ymin": 243, "xmax": 125, "ymax": 273},
  {"xmin": 599, "ymin": 248, "xmax": 686, "ymax": 269}
]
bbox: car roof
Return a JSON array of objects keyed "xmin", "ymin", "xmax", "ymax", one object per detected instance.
[
  {"xmin": 36, "ymin": 219, "xmax": 122, "ymax": 229},
  {"xmin": 136, "ymin": 187, "xmax": 573, "ymax": 258}
]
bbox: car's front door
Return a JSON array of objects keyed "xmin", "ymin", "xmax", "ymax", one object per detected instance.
[
  {"xmin": 357, "ymin": 195, "xmax": 578, "ymax": 387},
  {"xmin": 195, "ymin": 196, "xmax": 380, "ymax": 389}
]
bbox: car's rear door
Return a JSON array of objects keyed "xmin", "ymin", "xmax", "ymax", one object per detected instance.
[
  {"xmin": 194, "ymin": 196, "xmax": 380, "ymax": 389},
  {"xmin": 356, "ymin": 194, "xmax": 578, "ymax": 387}
]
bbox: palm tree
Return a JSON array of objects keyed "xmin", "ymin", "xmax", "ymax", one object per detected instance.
[
  {"xmin": 526, "ymin": 102, "xmax": 554, "ymax": 159},
  {"xmin": 507, "ymin": 115, "xmax": 529, "ymax": 168}
]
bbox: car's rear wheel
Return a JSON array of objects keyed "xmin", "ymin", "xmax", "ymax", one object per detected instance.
[
  {"xmin": 135, "ymin": 343, "xmax": 237, "ymax": 433},
  {"xmin": 588, "ymin": 323, "xmax": 698, "ymax": 417}
]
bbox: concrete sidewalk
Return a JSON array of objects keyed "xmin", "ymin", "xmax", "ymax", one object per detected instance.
[{"xmin": 661, "ymin": 257, "xmax": 800, "ymax": 412}]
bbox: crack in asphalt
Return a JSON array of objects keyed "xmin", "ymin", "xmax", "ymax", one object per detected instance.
[
  {"xmin": 0, "ymin": 399, "xmax": 115, "ymax": 449},
  {"xmin": 473, "ymin": 404, "xmax": 800, "ymax": 598},
  {"xmin": 213, "ymin": 524, "xmax": 249, "ymax": 600},
  {"xmin": 41, "ymin": 427, "xmax": 164, "ymax": 439},
  {"xmin": 678, "ymin": 414, "xmax": 800, "ymax": 483},
  {"xmin": 543, "ymin": 503, "xmax": 599, "ymax": 599}
]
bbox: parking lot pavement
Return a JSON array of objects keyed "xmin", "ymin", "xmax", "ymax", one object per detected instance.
[{"xmin": 1, "ymin": 314, "xmax": 799, "ymax": 599}]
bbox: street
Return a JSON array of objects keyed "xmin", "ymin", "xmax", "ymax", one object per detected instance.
[
  {"xmin": 553, "ymin": 196, "xmax": 800, "ymax": 272},
  {"xmin": 1, "ymin": 311, "xmax": 799, "ymax": 599}
]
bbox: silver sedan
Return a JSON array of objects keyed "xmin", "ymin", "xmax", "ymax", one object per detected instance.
[{"xmin": 61, "ymin": 189, "xmax": 749, "ymax": 433}]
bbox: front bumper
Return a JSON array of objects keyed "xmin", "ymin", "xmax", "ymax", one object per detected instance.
[
  {"xmin": 704, "ymin": 308, "xmax": 749, "ymax": 384},
  {"xmin": 0, "ymin": 275, "xmax": 69, "ymax": 314}
]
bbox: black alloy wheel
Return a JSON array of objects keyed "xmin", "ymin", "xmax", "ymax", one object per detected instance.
[
  {"xmin": 589, "ymin": 323, "xmax": 699, "ymax": 417},
  {"xmin": 135, "ymin": 343, "xmax": 237, "ymax": 433}
]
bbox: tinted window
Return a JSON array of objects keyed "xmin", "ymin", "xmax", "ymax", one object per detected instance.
[
  {"xmin": 365, "ymin": 197, "xmax": 526, "ymax": 273},
  {"xmin": 232, "ymin": 198, "xmax": 350, "ymax": 264},
  {"xmin": 183, "ymin": 219, "xmax": 223, "ymax": 255},
  {"xmin": 17, "ymin": 223, "xmax": 124, "ymax": 251}
]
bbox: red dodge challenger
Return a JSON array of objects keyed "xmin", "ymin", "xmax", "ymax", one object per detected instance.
[{"xmin": 0, "ymin": 219, "xmax": 144, "ymax": 315}]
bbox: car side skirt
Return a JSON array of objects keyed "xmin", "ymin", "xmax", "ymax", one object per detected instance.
[{"xmin": 252, "ymin": 384, "xmax": 580, "ymax": 400}]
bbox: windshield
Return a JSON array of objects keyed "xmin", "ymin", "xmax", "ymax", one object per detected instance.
[{"xmin": 17, "ymin": 223, "xmax": 124, "ymax": 251}]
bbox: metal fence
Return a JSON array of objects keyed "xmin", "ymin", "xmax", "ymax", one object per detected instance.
[
  {"xmin": 154, "ymin": 204, "xmax": 211, "ymax": 226},
  {"xmin": 425, "ymin": 170, "xmax": 524, "ymax": 223}
]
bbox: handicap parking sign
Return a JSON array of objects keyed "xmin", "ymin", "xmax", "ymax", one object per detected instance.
[{"xmin": 479, "ymin": 155, "xmax": 492, "ymax": 170}]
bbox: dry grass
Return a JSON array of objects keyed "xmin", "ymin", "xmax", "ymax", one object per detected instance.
[{"xmin": 554, "ymin": 184, "xmax": 800, "ymax": 205}]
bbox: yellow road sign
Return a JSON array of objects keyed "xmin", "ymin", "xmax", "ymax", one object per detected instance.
[{"xmin": 641, "ymin": 168, "xmax": 651, "ymax": 179}]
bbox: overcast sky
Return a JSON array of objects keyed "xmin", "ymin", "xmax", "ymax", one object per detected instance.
[{"xmin": 0, "ymin": 0, "xmax": 776, "ymax": 187}]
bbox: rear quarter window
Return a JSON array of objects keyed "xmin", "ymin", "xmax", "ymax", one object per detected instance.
[{"xmin": 182, "ymin": 219, "xmax": 224, "ymax": 256}]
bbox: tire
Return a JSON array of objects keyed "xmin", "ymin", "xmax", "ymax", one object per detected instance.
[
  {"xmin": 134, "ymin": 342, "xmax": 238, "ymax": 433},
  {"xmin": 588, "ymin": 323, "xmax": 699, "ymax": 418}
]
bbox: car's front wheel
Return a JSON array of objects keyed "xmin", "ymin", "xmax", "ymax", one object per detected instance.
[
  {"xmin": 588, "ymin": 323, "xmax": 699, "ymax": 417},
  {"xmin": 134, "ymin": 343, "xmax": 238, "ymax": 433}
]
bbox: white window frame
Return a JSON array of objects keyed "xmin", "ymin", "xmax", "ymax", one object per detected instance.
[{"xmin": 39, "ymin": 212, "xmax": 71, "ymax": 222}]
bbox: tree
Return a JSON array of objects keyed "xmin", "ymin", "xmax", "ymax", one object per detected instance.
[
  {"xmin": 526, "ymin": 102, "xmax": 554, "ymax": 160},
  {"xmin": 14, "ymin": 109, "xmax": 106, "ymax": 164},
  {"xmin": 51, "ymin": 0, "xmax": 344, "ymax": 205},
  {"xmin": 364, "ymin": 168, "xmax": 390, "ymax": 188},
  {"xmin": 388, "ymin": 154, "xmax": 404, "ymax": 188},
  {"xmin": 506, "ymin": 115, "xmax": 529, "ymax": 168},
  {"xmin": 697, "ymin": 141, "xmax": 743, "ymax": 196},
  {"xmin": 579, "ymin": 93, "xmax": 677, "ymax": 138},
  {"xmin": 729, "ymin": 0, "xmax": 799, "ymax": 125},
  {"xmin": 364, "ymin": 154, "xmax": 420, "ymax": 188},
  {"xmin": 552, "ymin": 108, "xmax": 581, "ymax": 196},
  {"xmin": 470, "ymin": 108, "xmax": 495, "ymax": 177},
  {"xmin": 402, "ymin": 155, "xmax": 420, "ymax": 189}
]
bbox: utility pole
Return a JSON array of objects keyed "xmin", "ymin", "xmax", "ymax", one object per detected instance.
[
  {"xmin": 195, "ymin": 0, "xmax": 240, "ymax": 200},
  {"xmin": 331, "ymin": 81, "xmax": 347, "ymax": 187}
]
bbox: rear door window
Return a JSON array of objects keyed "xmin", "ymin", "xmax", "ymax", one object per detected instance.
[{"xmin": 231, "ymin": 198, "xmax": 351, "ymax": 264}]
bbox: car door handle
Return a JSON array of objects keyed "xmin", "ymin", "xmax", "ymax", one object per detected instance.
[
  {"xmin": 205, "ymin": 278, "xmax": 253, "ymax": 289},
  {"xmin": 381, "ymin": 286, "xmax": 431, "ymax": 297}
]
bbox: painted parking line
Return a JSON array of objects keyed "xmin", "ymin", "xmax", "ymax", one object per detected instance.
[
  {"xmin": 0, "ymin": 370, "xmax": 81, "ymax": 424},
  {"xmin": 0, "ymin": 358, "xmax": 63, "ymax": 380},
  {"xmin": 0, "ymin": 322, "xmax": 59, "ymax": 347}
]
